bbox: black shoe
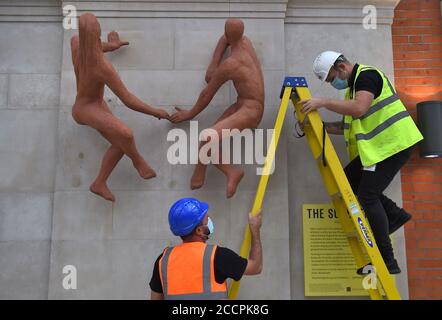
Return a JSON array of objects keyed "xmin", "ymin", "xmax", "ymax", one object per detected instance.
[
  {"xmin": 357, "ymin": 263, "xmax": 373, "ymax": 275},
  {"xmin": 389, "ymin": 210, "xmax": 412, "ymax": 235},
  {"xmin": 356, "ymin": 260, "xmax": 401, "ymax": 275},
  {"xmin": 385, "ymin": 259, "xmax": 401, "ymax": 274}
]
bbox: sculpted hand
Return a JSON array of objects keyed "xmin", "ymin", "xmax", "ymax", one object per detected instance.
[
  {"xmin": 107, "ymin": 31, "xmax": 129, "ymax": 49},
  {"xmin": 153, "ymin": 108, "xmax": 170, "ymax": 120},
  {"xmin": 170, "ymin": 107, "xmax": 193, "ymax": 123}
]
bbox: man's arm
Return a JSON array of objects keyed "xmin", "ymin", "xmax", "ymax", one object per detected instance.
[
  {"xmin": 102, "ymin": 31, "xmax": 129, "ymax": 52},
  {"xmin": 149, "ymin": 254, "xmax": 165, "ymax": 300},
  {"xmin": 151, "ymin": 290, "xmax": 164, "ymax": 300},
  {"xmin": 324, "ymin": 121, "xmax": 344, "ymax": 135},
  {"xmin": 244, "ymin": 209, "xmax": 263, "ymax": 275},
  {"xmin": 205, "ymin": 35, "xmax": 229, "ymax": 83},
  {"xmin": 298, "ymin": 119, "xmax": 344, "ymax": 135},
  {"xmin": 322, "ymin": 90, "xmax": 374, "ymax": 117},
  {"xmin": 300, "ymin": 90, "xmax": 374, "ymax": 118}
]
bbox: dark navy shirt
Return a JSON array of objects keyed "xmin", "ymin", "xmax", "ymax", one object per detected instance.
[{"xmin": 348, "ymin": 63, "xmax": 383, "ymax": 99}]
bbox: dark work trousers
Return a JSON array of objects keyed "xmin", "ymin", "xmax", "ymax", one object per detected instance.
[{"xmin": 344, "ymin": 147, "xmax": 412, "ymax": 262}]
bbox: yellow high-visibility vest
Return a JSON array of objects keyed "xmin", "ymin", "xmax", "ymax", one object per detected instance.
[{"xmin": 343, "ymin": 64, "xmax": 423, "ymax": 166}]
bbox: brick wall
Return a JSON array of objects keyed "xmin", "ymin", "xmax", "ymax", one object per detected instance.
[{"xmin": 392, "ymin": 0, "xmax": 442, "ymax": 299}]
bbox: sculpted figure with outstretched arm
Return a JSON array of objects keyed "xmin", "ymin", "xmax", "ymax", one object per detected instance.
[
  {"xmin": 71, "ymin": 13, "xmax": 169, "ymax": 202},
  {"xmin": 171, "ymin": 19, "xmax": 265, "ymax": 198}
]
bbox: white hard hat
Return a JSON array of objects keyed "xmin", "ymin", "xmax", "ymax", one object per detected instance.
[{"xmin": 313, "ymin": 51, "xmax": 342, "ymax": 82}]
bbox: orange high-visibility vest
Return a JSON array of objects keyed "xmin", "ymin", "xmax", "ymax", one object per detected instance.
[{"xmin": 159, "ymin": 242, "xmax": 228, "ymax": 300}]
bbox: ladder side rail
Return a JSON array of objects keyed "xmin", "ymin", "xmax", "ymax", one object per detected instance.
[
  {"xmin": 292, "ymin": 86, "xmax": 401, "ymax": 300},
  {"xmin": 228, "ymin": 86, "xmax": 293, "ymax": 299}
]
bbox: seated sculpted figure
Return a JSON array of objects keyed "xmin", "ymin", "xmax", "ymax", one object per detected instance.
[
  {"xmin": 71, "ymin": 13, "xmax": 169, "ymax": 202},
  {"xmin": 171, "ymin": 19, "xmax": 265, "ymax": 198}
]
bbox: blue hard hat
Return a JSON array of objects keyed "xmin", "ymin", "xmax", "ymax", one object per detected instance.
[{"xmin": 169, "ymin": 198, "xmax": 209, "ymax": 236}]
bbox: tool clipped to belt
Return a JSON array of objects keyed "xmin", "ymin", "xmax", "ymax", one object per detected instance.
[
  {"xmin": 293, "ymin": 110, "xmax": 306, "ymax": 138},
  {"xmin": 292, "ymin": 110, "xmax": 326, "ymax": 167}
]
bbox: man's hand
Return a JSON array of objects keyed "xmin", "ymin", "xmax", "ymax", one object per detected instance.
[
  {"xmin": 300, "ymin": 98, "xmax": 325, "ymax": 114},
  {"xmin": 170, "ymin": 107, "xmax": 193, "ymax": 123},
  {"xmin": 249, "ymin": 209, "xmax": 263, "ymax": 233},
  {"xmin": 107, "ymin": 31, "xmax": 129, "ymax": 49},
  {"xmin": 152, "ymin": 108, "xmax": 170, "ymax": 120}
]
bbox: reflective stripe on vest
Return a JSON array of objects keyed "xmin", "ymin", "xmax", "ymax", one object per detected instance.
[
  {"xmin": 343, "ymin": 64, "xmax": 423, "ymax": 166},
  {"xmin": 356, "ymin": 94, "xmax": 399, "ymax": 120},
  {"xmin": 160, "ymin": 244, "xmax": 228, "ymax": 300},
  {"xmin": 355, "ymin": 110, "xmax": 410, "ymax": 141},
  {"xmin": 354, "ymin": 68, "xmax": 400, "ymax": 120}
]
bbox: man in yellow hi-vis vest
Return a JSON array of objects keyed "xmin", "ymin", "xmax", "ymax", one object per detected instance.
[{"xmin": 300, "ymin": 51, "xmax": 423, "ymax": 275}]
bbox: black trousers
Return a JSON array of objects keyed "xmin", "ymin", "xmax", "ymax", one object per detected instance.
[{"xmin": 344, "ymin": 147, "xmax": 412, "ymax": 262}]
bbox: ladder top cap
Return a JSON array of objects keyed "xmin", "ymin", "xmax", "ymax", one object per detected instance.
[{"xmin": 283, "ymin": 77, "xmax": 308, "ymax": 88}]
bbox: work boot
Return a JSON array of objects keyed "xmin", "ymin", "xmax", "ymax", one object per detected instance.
[
  {"xmin": 385, "ymin": 259, "xmax": 401, "ymax": 274},
  {"xmin": 389, "ymin": 210, "xmax": 412, "ymax": 235},
  {"xmin": 356, "ymin": 263, "xmax": 373, "ymax": 275},
  {"xmin": 356, "ymin": 259, "xmax": 401, "ymax": 275}
]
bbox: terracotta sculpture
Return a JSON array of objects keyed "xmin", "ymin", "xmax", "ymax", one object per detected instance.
[
  {"xmin": 171, "ymin": 19, "xmax": 265, "ymax": 198},
  {"xmin": 71, "ymin": 13, "xmax": 169, "ymax": 202}
]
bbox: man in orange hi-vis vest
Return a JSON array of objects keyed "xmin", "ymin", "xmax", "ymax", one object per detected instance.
[{"xmin": 149, "ymin": 197, "xmax": 263, "ymax": 300}]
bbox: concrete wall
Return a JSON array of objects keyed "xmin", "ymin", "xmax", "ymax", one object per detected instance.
[
  {"xmin": 0, "ymin": 0, "xmax": 62, "ymax": 299},
  {"xmin": 52, "ymin": 0, "xmax": 290, "ymax": 300},
  {"xmin": 0, "ymin": 0, "xmax": 407, "ymax": 299}
]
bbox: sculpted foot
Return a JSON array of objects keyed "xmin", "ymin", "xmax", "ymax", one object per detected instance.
[
  {"xmin": 90, "ymin": 181, "xmax": 116, "ymax": 202},
  {"xmin": 226, "ymin": 168, "xmax": 244, "ymax": 198},
  {"xmin": 191, "ymin": 166, "xmax": 206, "ymax": 190},
  {"xmin": 133, "ymin": 160, "xmax": 156, "ymax": 179}
]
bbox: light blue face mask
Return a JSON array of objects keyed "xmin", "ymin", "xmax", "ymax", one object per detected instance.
[
  {"xmin": 207, "ymin": 217, "xmax": 214, "ymax": 235},
  {"xmin": 331, "ymin": 77, "xmax": 349, "ymax": 90}
]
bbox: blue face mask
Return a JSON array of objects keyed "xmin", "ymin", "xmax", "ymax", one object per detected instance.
[
  {"xmin": 207, "ymin": 217, "xmax": 214, "ymax": 235},
  {"xmin": 331, "ymin": 76, "xmax": 349, "ymax": 90}
]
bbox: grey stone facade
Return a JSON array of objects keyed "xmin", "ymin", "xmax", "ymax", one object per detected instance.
[{"xmin": 0, "ymin": 0, "xmax": 408, "ymax": 299}]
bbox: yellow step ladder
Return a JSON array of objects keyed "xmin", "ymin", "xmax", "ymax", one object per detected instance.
[{"xmin": 228, "ymin": 77, "xmax": 401, "ymax": 300}]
